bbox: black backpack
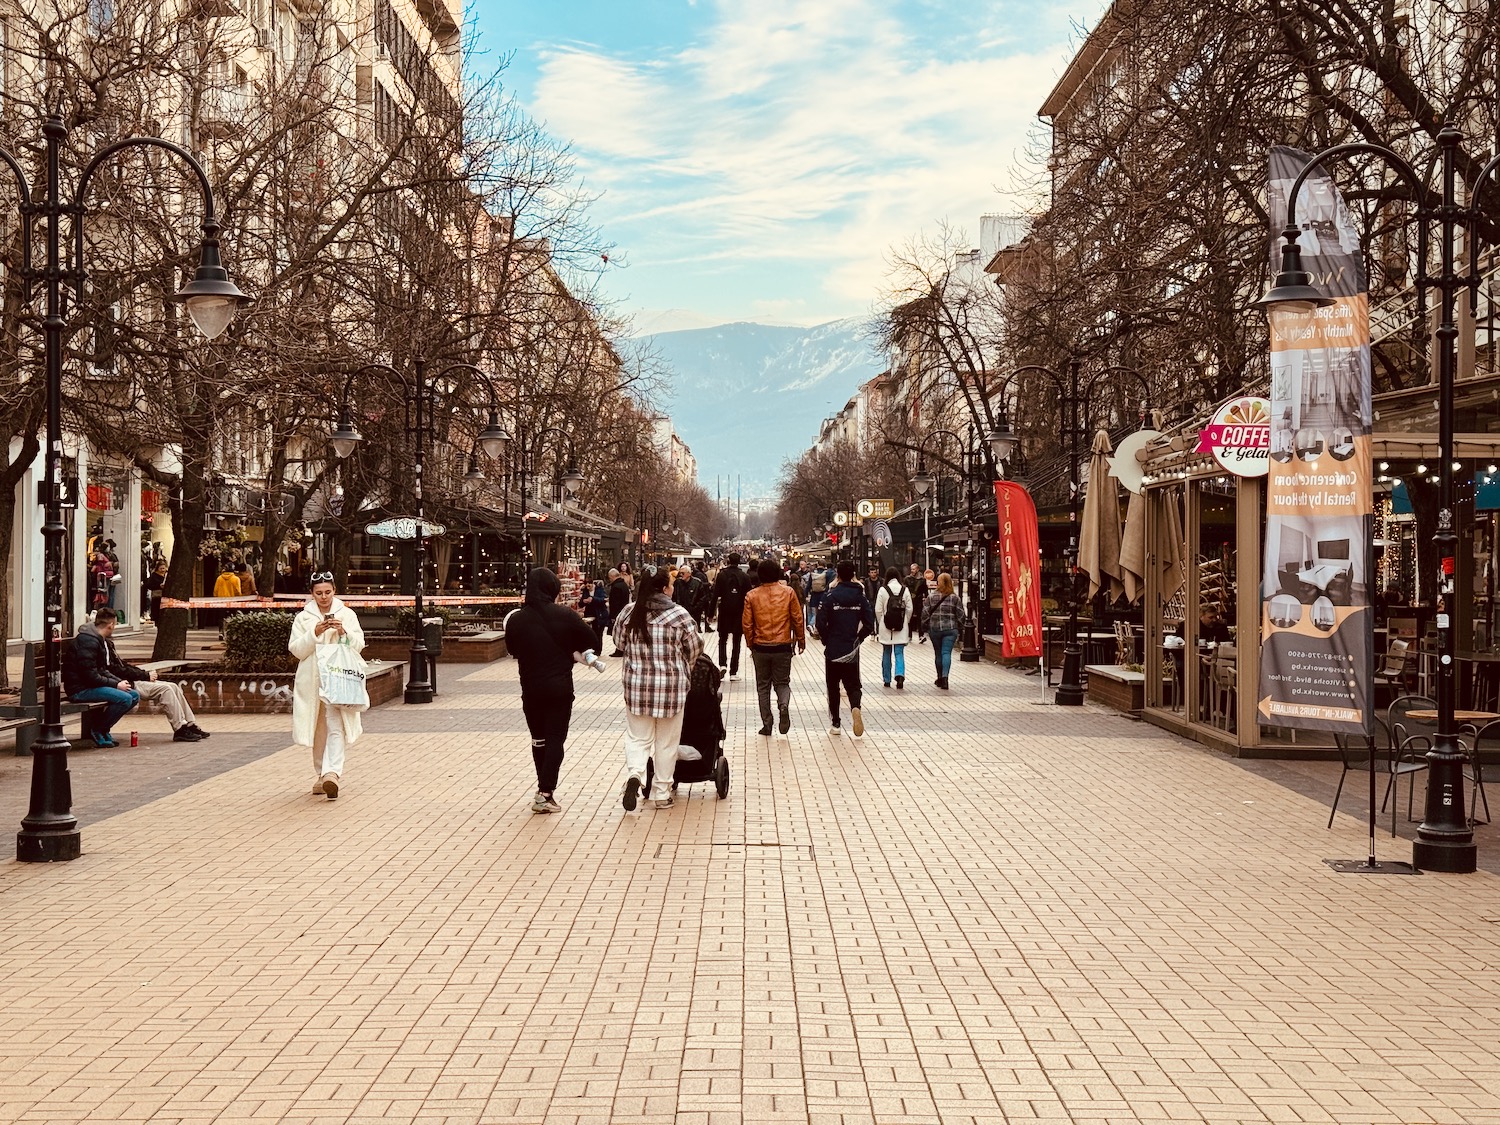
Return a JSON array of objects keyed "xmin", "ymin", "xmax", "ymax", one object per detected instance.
[{"xmin": 882, "ymin": 587, "xmax": 907, "ymax": 632}]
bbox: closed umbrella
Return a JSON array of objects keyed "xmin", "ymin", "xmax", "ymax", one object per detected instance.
[
  {"xmin": 1159, "ymin": 484, "xmax": 1187, "ymax": 602},
  {"xmin": 1078, "ymin": 429, "xmax": 1125, "ymax": 603}
]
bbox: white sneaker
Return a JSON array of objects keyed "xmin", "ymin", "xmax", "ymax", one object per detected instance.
[
  {"xmin": 654, "ymin": 796, "xmax": 675, "ymax": 810},
  {"xmin": 829, "ymin": 724, "xmax": 842, "ymax": 736}
]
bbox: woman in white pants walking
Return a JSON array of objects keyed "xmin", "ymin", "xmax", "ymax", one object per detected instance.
[
  {"xmin": 613, "ymin": 565, "xmax": 702, "ymax": 811},
  {"xmin": 288, "ymin": 571, "xmax": 366, "ymax": 799}
]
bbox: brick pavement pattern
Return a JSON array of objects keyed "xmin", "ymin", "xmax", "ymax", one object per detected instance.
[{"xmin": 3, "ymin": 642, "xmax": 1500, "ymax": 1124}]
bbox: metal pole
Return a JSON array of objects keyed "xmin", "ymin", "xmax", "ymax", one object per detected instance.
[
  {"xmin": 960, "ymin": 428, "xmax": 981, "ymax": 662},
  {"xmin": 1413, "ymin": 124, "xmax": 1476, "ymax": 872},
  {"xmin": 17, "ymin": 113, "xmax": 81, "ymax": 862},
  {"xmin": 1057, "ymin": 357, "xmax": 1085, "ymax": 705},
  {"xmin": 404, "ymin": 359, "xmax": 434, "ymax": 704}
]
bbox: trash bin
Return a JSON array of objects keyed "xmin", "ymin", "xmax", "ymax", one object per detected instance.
[{"xmin": 422, "ymin": 617, "xmax": 444, "ymax": 657}]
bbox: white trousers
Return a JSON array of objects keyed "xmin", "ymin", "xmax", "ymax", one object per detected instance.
[
  {"xmin": 624, "ymin": 709, "xmax": 684, "ymax": 800},
  {"xmin": 312, "ymin": 702, "xmax": 346, "ymax": 780},
  {"xmin": 133, "ymin": 678, "xmax": 197, "ymax": 731}
]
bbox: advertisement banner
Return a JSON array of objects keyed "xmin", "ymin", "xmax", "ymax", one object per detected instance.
[
  {"xmin": 995, "ymin": 482, "xmax": 1043, "ymax": 658},
  {"xmin": 1259, "ymin": 147, "xmax": 1374, "ymax": 734}
]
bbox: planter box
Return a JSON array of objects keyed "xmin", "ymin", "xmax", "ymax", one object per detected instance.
[
  {"xmin": 363, "ymin": 631, "xmax": 507, "ymax": 663},
  {"xmin": 1084, "ymin": 664, "xmax": 1170, "ymax": 715},
  {"xmin": 148, "ymin": 661, "xmax": 407, "ymax": 714}
]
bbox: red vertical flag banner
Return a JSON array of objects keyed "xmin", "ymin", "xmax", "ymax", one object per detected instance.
[{"xmin": 995, "ymin": 482, "xmax": 1043, "ymax": 658}]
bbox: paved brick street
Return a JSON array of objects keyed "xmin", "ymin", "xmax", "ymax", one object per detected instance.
[{"xmin": 3, "ymin": 643, "xmax": 1500, "ymax": 1124}]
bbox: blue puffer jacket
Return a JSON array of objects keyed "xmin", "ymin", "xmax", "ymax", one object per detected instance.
[{"xmin": 815, "ymin": 582, "xmax": 874, "ymax": 662}]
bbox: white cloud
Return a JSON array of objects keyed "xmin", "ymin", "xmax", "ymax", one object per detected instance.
[{"xmin": 530, "ymin": 0, "xmax": 1103, "ymax": 320}]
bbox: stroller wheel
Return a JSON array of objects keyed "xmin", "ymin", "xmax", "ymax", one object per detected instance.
[{"xmin": 714, "ymin": 756, "xmax": 730, "ymax": 800}]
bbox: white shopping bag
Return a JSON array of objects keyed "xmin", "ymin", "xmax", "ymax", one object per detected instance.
[
  {"xmin": 676, "ymin": 744, "xmax": 703, "ymax": 762},
  {"xmin": 317, "ymin": 638, "xmax": 369, "ymax": 708}
]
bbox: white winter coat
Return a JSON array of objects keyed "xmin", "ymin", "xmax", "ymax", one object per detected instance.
[
  {"xmin": 874, "ymin": 580, "xmax": 913, "ymax": 645},
  {"xmin": 288, "ymin": 597, "xmax": 367, "ymax": 749}
]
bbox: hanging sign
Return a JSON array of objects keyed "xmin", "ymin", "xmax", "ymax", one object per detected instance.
[
  {"xmin": 994, "ymin": 482, "xmax": 1042, "ymax": 658},
  {"xmin": 366, "ymin": 517, "xmax": 445, "ymax": 540},
  {"xmin": 1194, "ymin": 397, "xmax": 1271, "ymax": 478},
  {"xmin": 1258, "ymin": 147, "xmax": 1374, "ymax": 736},
  {"xmin": 857, "ymin": 498, "xmax": 895, "ymax": 519}
]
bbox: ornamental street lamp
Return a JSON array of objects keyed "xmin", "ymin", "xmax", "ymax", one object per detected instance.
[
  {"xmin": 331, "ymin": 360, "xmax": 497, "ymax": 704},
  {"xmin": 2, "ymin": 109, "xmax": 249, "ymax": 863},
  {"xmin": 1011, "ymin": 361, "xmax": 1149, "ymax": 706},
  {"xmin": 1256, "ymin": 123, "xmax": 1500, "ymax": 874}
]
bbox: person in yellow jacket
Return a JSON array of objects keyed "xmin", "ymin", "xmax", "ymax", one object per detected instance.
[{"xmin": 211, "ymin": 567, "xmax": 241, "ymax": 634}]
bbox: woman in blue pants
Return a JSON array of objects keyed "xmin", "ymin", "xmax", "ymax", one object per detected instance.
[{"xmin": 925, "ymin": 573, "xmax": 963, "ymax": 690}]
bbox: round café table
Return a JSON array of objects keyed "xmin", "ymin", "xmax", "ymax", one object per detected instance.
[{"xmin": 1404, "ymin": 709, "xmax": 1500, "ymax": 724}]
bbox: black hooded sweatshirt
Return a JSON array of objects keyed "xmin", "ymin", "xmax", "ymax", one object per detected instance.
[{"xmin": 503, "ymin": 568, "xmax": 599, "ymax": 694}]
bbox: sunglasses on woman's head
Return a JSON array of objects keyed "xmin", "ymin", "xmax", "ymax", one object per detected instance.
[{"xmin": 310, "ymin": 571, "xmax": 334, "ymax": 583}]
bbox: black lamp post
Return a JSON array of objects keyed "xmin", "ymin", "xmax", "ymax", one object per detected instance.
[
  {"xmin": 497, "ymin": 424, "xmax": 580, "ymax": 570},
  {"xmin": 636, "ymin": 500, "xmax": 676, "ymax": 562},
  {"xmin": 1010, "ymin": 361, "xmax": 1147, "ymax": 705},
  {"xmin": 331, "ymin": 361, "xmax": 505, "ymax": 704},
  {"xmin": 1257, "ymin": 123, "xmax": 1500, "ymax": 874},
  {"xmin": 2, "ymin": 110, "xmax": 249, "ymax": 863}
]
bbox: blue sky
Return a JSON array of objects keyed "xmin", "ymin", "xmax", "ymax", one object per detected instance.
[{"xmin": 466, "ymin": 0, "xmax": 1105, "ymax": 333}]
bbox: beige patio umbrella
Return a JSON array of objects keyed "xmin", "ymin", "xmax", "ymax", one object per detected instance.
[
  {"xmin": 1119, "ymin": 489, "xmax": 1146, "ymax": 604},
  {"xmin": 1078, "ymin": 429, "xmax": 1125, "ymax": 603}
]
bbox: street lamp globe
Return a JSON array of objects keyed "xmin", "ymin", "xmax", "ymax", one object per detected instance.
[
  {"xmin": 477, "ymin": 411, "xmax": 509, "ymax": 460},
  {"xmin": 463, "ymin": 452, "xmax": 486, "ymax": 491},
  {"xmin": 1255, "ymin": 228, "xmax": 1335, "ymax": 342},
  {"xmin": 330, "ymin": 409, "xmax": 362, "ymax": 458},
  {"xmin": 985, "ymin": 423, "xmax": 1018, "ymax": 466},
  {"xmin": 170, "ymin": 230, "xmax": 251, "ymax": 340},
  {"xmin": 561, "ymin": 463, "xmax": 584, "ymax": 498},
  {"xmin": 910, "ymin": 466, "xmax": 936, "ymax": 498}
]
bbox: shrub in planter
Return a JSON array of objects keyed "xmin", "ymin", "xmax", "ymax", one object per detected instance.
[
  {"xmin": 224, "ymin": 611, "xmax": 299, "ymax": 673},
  {"xmin": 393, "ymin": 604, "xmax": 454, "ymax": 634}
]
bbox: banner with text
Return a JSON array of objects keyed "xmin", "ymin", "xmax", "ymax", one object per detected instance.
[
  {"xmin": 995, "ymin": 482, "xmax": 1043, "ymax": 658},
  {"xmin": 1259, "ymin": 147, "xmax": 1374, "ymax": 735}
]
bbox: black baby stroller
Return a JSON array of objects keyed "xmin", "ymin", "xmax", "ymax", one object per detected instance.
[{"xmin": 646, "ymin": 653, "xmax": 730, "ymax": 800}]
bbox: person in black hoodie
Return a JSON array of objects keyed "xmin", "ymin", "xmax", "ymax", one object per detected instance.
[
  {"xmin": 504, "ymin": 567, "xmax": 602, "ymax": 813},
  {"xmin": 712, "ymin": 552, "xmax": 753, "ymax": 680},
  {"xmin": 607, "ymin": 568, "xmax": 632, "ymax": 655},
  {"xmin": 815, "ymin": 560, "xmax": 876, "ymax": 737}
]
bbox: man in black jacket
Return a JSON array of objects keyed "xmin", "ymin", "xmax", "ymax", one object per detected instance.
[
  {"xmin": 607, "ymin": 568, "xmax": 632, "ymax": 655},
  {"xmin": 712, "ymin": 552, "xmax": 753, "ymax": 680},
  {"xmin": 64, "ymin": 608, "xmax": 209, "ymax": 746},
  {"xmin": 503, "ymin": 567, "xmax": 602, "ymax": 813},
  {"xmin": 816, "ymin": 561, "xmax": 876, "ymax": 737}
]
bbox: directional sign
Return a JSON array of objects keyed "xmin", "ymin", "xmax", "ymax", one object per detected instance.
[{"xmin": 366, "ymin": 517, "xmax": 446, "ymax": 540}]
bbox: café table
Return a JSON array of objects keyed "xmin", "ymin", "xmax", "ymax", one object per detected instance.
[
  {"xmin": 1403, "ymin": 709, "xmax": 1497, "ymax": 826},
  {"xmin": 1403, "ymin": 709, "xmax": 1500, "ymax": 725},
  {"xmin": 1458, "ymin": 651, "xmax": 1500, "ymax": 711}
]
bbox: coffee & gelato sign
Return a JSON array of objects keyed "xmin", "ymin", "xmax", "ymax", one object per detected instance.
[{"xmin": 1194, "ymin": 397, "xmax": 1270, "ymax": 478}]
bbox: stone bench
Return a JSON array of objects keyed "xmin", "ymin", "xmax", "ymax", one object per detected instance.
[
  {"xmin": 448, "ymin": 631, "xmax": 507, "ymax": 661},
  {"xmin": 1084, "ymin": 664, "xmax": 1172, "ymax": 715}
]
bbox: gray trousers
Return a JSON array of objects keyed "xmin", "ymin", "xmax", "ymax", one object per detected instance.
[
  {"xmin": 133, "ymin": 678, "xmax": 198, "ymax": 731},
  {"xmin": 751, "ymin": 650, "xmax": 793, "ymax": 725}
]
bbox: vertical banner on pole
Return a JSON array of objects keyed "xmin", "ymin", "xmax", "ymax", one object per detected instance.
[
  {"xmin": 995, "ymin": 482, "xmax": 1042, "ymax": 658},
  {"xmin": 1259, "ymin": 148, "xmax": 1374, "ymax": 735}
]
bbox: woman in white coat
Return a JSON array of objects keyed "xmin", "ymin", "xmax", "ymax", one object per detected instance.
[
  {"xmin": 873, "ymin": 566, "xmax": 914, "ymax": 689},
  {"xmin": 288, "ymin": 571, "xmax": 367, "ymax": 799}
]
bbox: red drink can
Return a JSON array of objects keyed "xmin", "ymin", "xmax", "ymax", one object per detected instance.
[{"xmin": 129, "ymin": 731, "xmax": 138, "ymax": 747}]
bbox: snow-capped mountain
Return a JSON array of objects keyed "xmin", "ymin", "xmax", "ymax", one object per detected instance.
[{"xmin": 640, "ymin": 317, "xmax": 884, "ymax": 499}]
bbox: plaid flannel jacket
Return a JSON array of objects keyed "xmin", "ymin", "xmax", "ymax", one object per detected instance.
[{"xmin": 612, "ymin": 596, "xmax": 703, "ymax": 717}]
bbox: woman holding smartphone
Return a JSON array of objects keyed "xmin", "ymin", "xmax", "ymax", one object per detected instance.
[{"xmin": 288, "ymin": 570, "xmax": 366, "ymax": 799}]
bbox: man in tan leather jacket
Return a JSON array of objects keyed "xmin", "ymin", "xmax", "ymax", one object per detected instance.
[{"xmin": 743, "ymin": 558, "xmax": 806, "ymax": 738}]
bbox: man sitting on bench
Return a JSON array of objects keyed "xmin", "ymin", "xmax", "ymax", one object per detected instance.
[{"xmin": 63, "ymin": 608, "xmax": 211, "ymax": 746}]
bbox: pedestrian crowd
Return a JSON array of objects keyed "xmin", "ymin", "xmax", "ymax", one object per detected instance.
[{"xmin": 59, "ymin": 547, "xmax": 967, "ymax": 819}]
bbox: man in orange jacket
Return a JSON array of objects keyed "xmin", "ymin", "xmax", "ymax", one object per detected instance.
[{"xmin": 743, "ymin": 558, "xmax": 806, "ymax": 738}]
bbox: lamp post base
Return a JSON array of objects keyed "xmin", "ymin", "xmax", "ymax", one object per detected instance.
[
  {"xmin": 17, "ymin": 726, "xmax": 80, "ymax": 862},
  {"xmin": 17, "ymin": 827, "xmax": 81, "ymax": 863},
  {"xmin": 1055, "ymin": 646, "xmax": 1085, "ymax": 706},
  {"xmin": 405, "ymin": 645, "xmax": 435, "ymax": 705},
  {"xmin": 1411, "ymin": 839, "xmax": 1476, "ymax": 873}
]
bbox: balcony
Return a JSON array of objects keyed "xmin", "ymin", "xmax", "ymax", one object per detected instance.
[{"xmin": 200, "ymin": 85, "xmax": 250, "ymax": 136}]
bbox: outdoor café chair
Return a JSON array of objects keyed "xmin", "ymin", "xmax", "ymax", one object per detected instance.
[
  {"xmin": 1373, "ymin": 638, "xmax": 1411, "ymax": 705},
  {"xmin": 1387, "ymin": 694, "xmax": 1437, "ymax": 826},
  {"xmin": 1459, "ymin": 720, "xmax": 1495, "ymax": 827}
]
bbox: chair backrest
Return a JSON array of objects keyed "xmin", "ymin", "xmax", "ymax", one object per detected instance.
[
  {"xmin": 1388, "ymin": 694, "xmax": 1437, "ymax": 751},
  {"xmin": 1212, "ymin": 644, "xmax": 1238, "ymax": 685},
  {"xmin": 1380, "ymin": 638, "xmax": 1410, "ymax": 675},
  {"xmin": 1114, "ymin": 621, "xmax": 1133, "ymax": 664}
]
